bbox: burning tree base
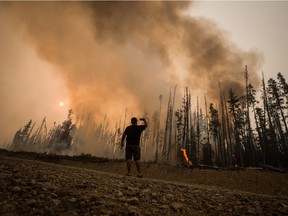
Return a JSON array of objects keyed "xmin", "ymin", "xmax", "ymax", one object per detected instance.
[{"xmin": 180, "ymin": 148, "xmax": 193, "ymax": 167}]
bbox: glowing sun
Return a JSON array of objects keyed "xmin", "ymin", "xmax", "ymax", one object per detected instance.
[{"xmin": 59, "ymin": 101, "xmax": 64, "ymax": 107}]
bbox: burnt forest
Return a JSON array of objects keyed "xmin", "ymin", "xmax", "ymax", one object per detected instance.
[{"xmin": 5, "ymin": 68, "xmax": 288, "ymax": 170}]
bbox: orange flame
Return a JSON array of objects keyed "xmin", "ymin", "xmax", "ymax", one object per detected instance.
[{"xmin": 181, "ymin": 148, "xmax": 192, "ymax": 166}]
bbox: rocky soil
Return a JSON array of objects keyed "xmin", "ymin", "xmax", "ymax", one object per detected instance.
[{"xmin": 1, "ymin": 155, "xmax": 288, "ymax": 216}]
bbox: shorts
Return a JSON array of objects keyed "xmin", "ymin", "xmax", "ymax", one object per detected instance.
[{"xmin": 125, "ymin": 145, "xmax": 141, "ymax": 161}]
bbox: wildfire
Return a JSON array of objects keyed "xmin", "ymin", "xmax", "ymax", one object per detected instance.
[{"xmin": 181, "ymin": 148, "xmax": 192, "ymax": 166}]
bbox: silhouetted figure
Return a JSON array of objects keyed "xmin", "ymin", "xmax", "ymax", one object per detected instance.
[{"xmin": 121, "ymin": 117, "xmax": 147, "ymax": 177}]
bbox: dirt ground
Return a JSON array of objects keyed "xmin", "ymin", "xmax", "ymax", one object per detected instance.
[
  {"xmin": 67, "ymin": 160, "xmax": 288, "ymax": 198},
  {"xmin": 1, "ymin": 149, "xmax": 287, "ymax": 198}
]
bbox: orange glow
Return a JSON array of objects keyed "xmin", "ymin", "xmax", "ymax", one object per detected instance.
[
  {"xmin": 59, "ymin": 102, "xmax": 64, "ymax": 107},
  {"xmin": 181, "ymin": 148, "xmax": 192, "ymax": 166}
]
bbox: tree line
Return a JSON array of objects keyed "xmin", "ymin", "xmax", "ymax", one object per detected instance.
[
  {"xmin": 171, "ymin": 68, "xmax": 288, "ymax": 168},
  {"xmin": 8, "ymin": 68, "xmax": 288, "ymax": 168}
]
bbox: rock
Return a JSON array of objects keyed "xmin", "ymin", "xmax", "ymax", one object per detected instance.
[
  {"xmin": 116, "ymin": 191, "xmax": 123, "ymax": 197},
  {"xmin": 90, "ymin": 194, "xmax": 100, "ymax": 202},
  {"xmin": 159, "ymin": 205, "xmax": 170, "ymax": 209},
  {"xmin": 40, "ymin": 182, "xmax": 57, "ymax": 191},
  {"xmin": 11, "ymin": 186, "xmax": 21, "ymax": 193},
  {"xmin": 26, "ymin": 198, "xmax": 37, "ymax": 206},
  {"xmin": 52, "ymin": 199, "xmax": 61, "ymax": 206},
  {"xmin": 128, "ymin": 197, "xmax": 140, "ymax": 205},
  {"xmin": 282, "ymin": 203, "xmax": 288, "ymax": 209},
  {"xmin": 50, "ymin": 193, "xmax": 58, "ymax": 198},
  {"xmin": 119, "ymin": 197, "xmax": 140, "ymax": 205},
  {"xmin": 170, "ymin": 202, "xmax": 183, "ymax": 212},
  {"xmin": 127, "ymin": 206, "xmax": 138, "ymax": 216},
  {"xmin": 141, "ymin": 189, "xmax": 150, "ymax": 193},
  {"xmin": 247, "ymin": 207, "xmax": 257, "ymax": 215},
  {"xmin": 151, "ymin": 192, "xmax": 157, "ymax": 198},
  {"xmin": 68, "ymin": 197, "xmax": 77, "ymax": 203},
  {"xmin": 166, "ymin": 193, "xmax": 174, "ymax": 200},
  {"xmin": 31, "ymin": 190, "xmax": 37, "ymax": 196},
  {"xmin": 75, "ymin": 183, "xmax": 87, "ymax": 189},
  {"xmin": 30, "ymin": 179, "xmax": 37, "ymax": 185},
  {"xmin": 55, "ymin": 188, "xmax": 69, "ymax": 197},
  {"xmin": 151, "ymin": 199, "xmax": 158, "ymax": 204}
]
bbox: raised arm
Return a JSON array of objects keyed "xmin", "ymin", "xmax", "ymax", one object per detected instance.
[{"xmin": 140, "ymin": 118, "xmax": 148, "ymax": 127}]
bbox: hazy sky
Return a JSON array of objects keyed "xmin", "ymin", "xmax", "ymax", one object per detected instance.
[
  {"xmin": 0, "ymin": 1, "xmax": 287, "ymax": 145},
  {"xmin": 0, "ymin": 8, "xmax": 70, "ymax": 143},
  {"xmin": 191, "ymin": 0, "xmax": 288, "ymax": 79}
]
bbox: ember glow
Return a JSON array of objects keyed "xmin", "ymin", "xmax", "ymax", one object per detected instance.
[{"xmin": 181, "ymin": 148, "xmax": 192, "ymax": 166}]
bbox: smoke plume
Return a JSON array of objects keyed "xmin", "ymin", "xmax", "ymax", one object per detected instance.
[{"xmin": 1, "ymin": 2, "xmax": 262, "ymax": 143}]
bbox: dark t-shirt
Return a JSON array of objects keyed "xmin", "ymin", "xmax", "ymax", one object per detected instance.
[{"xmin": 124, "ymin": 125, "xmax": 147, "ymax": 146}]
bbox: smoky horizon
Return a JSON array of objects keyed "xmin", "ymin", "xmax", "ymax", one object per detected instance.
[{"xmin": 0, "ymin": 1, "xmax": 262, "ymax": 146}]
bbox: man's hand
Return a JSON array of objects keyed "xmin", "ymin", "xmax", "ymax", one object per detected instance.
[{"xmin": 140, "ymin": 118, "xmax": 148, "ymax": 127}]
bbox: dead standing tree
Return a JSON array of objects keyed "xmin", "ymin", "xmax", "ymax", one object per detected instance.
[
  {"xmin": 202, "ymin": 95, "xmax": 213, "ymax": 166},
  {"xmin": 162, "ymin": 86, "xmax": 177, "ymax": 163},
  {"xmin": 244, "ymin": 66, "xmax": 256, "ymax": 166},
  {"xmin": 155, "ymin": 95, "xmax": 163, "ymax": 161},
  {"xmin": 175, "ymin": 87, "xmax": 194, "ymax": 165},
  {"xmin": 209, "ymin": 103, "xmax": 221, "ymax": 166},
  {"xmin": 227, "ymin": 89, "xmax": 244, "ymax": 167},
  {"xmin": 11, "ymin": 119, "xmax": 34, "ymax": 152}
]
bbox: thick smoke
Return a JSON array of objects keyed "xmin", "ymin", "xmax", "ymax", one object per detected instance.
[{"xmin": 1, "ymin": 2, "xmax": 262, "ymax": 147}]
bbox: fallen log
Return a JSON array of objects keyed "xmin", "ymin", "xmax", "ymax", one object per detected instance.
[{"xmin": 259, "ymin": 164, "xmax": 288, "ymax": 173}]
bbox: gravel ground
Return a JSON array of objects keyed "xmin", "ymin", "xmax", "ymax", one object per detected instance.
[{"xmin": 1, "ymin": 156, "xmax": 288, "ymax": 216}]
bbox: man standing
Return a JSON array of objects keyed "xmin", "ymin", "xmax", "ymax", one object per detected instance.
[{"xmin": 121, "ymin": 117, "xmax": 147, "ymax": 177}]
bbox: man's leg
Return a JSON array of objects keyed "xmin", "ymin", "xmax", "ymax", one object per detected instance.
[
  {"xmin": 135, "ymin": 160, "xmax": 141, "ymax": 175},
  {"xmin": 125, "ymin": 146, "xmax": 133, "ymax": 175},
  {"xmin": 134, "ymin": 146, "xmax": 142, "ymax": 177},
  {"xmin": 126, "ymin": 160, "xmax": 132, "ymax": 175}
]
